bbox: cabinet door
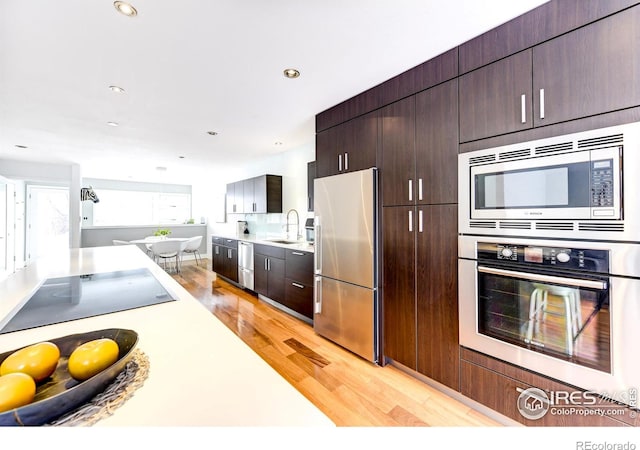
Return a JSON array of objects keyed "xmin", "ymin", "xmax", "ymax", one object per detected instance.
[
  {"xmin": 415, "ymin": 79, "xmax": 459, "ymax": 205},
  {"xmin": 243, "ymin": 178, "xmax": 255, "ymax": 213},
  {"xmin": 381, "ymin": 96, "xmax": 416, "ymax": 206},
  {"xmin": 315, "ymin": 126, "xmax": 339, "ymax": 178},
  {"xmin": 382, "ymin": 206, "xmax": 416, "ymax": 369},
  {"xmin": 533, "ymin": 6, "xmax": 640, "ymax": 127},
  {"xmin": 267, "ymin": 256, "xmax": 285, "ymax": 303},
  {"xmin": 416, "ymin": 204, "xmax": 459, "ymax": 390},
  {"xmin": 224, "ymin": 247, "xmax": 238, "ymax": 282},
  {"xmin": 254, "ymin": 253, "xmax": 269, "ymax": 296},
  {"xmin": 284, "ymin": 279, "xmax": 313, "ymax": 319},
  {"xmin": 211, "ymin": 244, "xmax": 223, "ymax": 274},
  {"xmin": 285, "ymin": 250, "xmax": 313, "ymax": 286},
  {"xmin": 337, "ymin": 111, "xmax": 378, "ymax": 174},
  {"xmin": 459, "ymin": 50, "xmax": 533, "ymax": 143},
  {"xmin": 225, "ymin": 183, "xmax": 235, "ymax": 214}
]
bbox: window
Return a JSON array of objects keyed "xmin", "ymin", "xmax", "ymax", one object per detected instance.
[
  {"xmin": 91, "ymin": 189, "xmax": 191, "ymax": 226},
  {"xmin": 81, "ymin": 179, "xmax": 192, "ymax": 227}
]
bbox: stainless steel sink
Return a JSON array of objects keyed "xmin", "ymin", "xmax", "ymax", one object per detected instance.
[{"xmin": 266, "ymin": 239, "xmax": 301, "ymax": 244}]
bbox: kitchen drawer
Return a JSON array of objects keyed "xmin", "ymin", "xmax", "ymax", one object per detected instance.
[
  {"xmin": 254, "ymin": 243, "xmax": 286, "ymax": 259},
  {"xmin": 285, "ymin": 250, "xmax": 314, "ymax": 286},
  {"xmin": 460, "ymin": 348, "xmax": 637, "ymax": 426},
  {"xmin": 284, "ymin": 279, "xmax": 313, "ymax": 319},
  {"xmin": 211, "ymin": 236, "xmax": 238, "ymax": 250}
]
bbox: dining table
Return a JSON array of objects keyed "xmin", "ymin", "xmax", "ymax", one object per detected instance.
[{"xmin": 128, "ymin": 237, "xmax": 190, "ymax": 272}]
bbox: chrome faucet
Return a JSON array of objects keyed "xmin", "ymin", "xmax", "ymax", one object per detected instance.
[{"xmin": 286, "ymin": 209, "xmax": 301, "ymax": 240}]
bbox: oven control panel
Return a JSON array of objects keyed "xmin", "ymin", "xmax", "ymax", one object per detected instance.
[{"xmin": 477, "ymin": 242, "xmax": 610, "ymax": 273}]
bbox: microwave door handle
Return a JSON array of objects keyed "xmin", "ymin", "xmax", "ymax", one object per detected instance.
[{"xmin": 478, "ymin": 266, "xmax": 607, "ymax": 290}]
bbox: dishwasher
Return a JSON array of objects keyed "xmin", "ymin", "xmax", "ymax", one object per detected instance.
[{"xmin": 238, "ymin": 241, "xmax": 254, "ymax": 290}]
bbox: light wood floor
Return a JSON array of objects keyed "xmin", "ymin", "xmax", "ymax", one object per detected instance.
[{"xmin": 172, "ymin": 259, "xmax": 503, "ymax": 427}]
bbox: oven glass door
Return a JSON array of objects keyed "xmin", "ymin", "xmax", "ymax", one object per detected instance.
[{"xmin": 477, "ymin": 265, "xmax": 611, "ymax": 373}]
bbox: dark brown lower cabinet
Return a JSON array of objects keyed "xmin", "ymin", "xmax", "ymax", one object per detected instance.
[
  {"xmin": 383, "ymin": 204, "xmax": 459, "ymax": 390},
  {"xmin": 211, "ymin": 237, "xmax": 238, "ymax": 283},
  {"xmin": 254, "ymin": 245, "xmax": 285, "ymax": 304},
  {"xmin": 460, "ymin": 348, "xmax": 638, "ymax": 426}
]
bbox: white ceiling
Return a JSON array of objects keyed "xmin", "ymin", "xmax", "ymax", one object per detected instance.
[{"xmin": 0, "ymin": 0, "xmax": 548, "ymax": 184}]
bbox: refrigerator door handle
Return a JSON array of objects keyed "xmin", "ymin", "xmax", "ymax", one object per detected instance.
[
  {"xmin": 314, "ymin": 217, "xmax": 321, "ymax": 274},
  {"xmin": 314, "ymin": 276, "xmax": 322, "ymax": 314}
]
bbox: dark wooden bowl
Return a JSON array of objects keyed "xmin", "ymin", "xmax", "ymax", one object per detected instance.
[{"xmin": 0, "ymin": 328, "xmax": 138, "ymax": 426}]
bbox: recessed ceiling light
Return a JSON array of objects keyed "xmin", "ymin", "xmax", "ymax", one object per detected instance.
[
  {"xmin": 114, "ymin": 1, "xmax": 137, "ymax": 17},
  {"xmin": 283, "ymin": 68, "xmax": 300, "ymax": 79},
  {"xmin": 156, "ymin": 166, "xmax": 167, "ymax": 171},
  {"xmin": 274, "ymin": 142, "xmax": 283, "ymax": 146},
  {"xmin": 107, "ymin": 121, "xmax": 119, "ymax": 127},
  {"xmin": 15, "ymin": 144, "xmax": 28, "ymax": 149},
  {"xmin": 206, "ymin": 131, "xmax": 218, "ymax": 136},
  {"xmin": 109, "ymin": 85, "xmax": 125, "ymax": 93},
  {"xmin": 178, "ymin": 156, "xmax": 185, "ymax": 159}
]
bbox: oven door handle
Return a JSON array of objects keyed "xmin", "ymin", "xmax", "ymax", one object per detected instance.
[{"xmin": 477, "ymin": 266, "xmax": 607, "ymax": 290}]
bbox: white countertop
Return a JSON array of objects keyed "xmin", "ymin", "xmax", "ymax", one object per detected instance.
[
  {"xmin": 213, "ymin": 234, "xmax": 315, "ymax": 253},
  {"xmin": 0, "ymin": 246, "xmax": 333, "ymax": 427}
]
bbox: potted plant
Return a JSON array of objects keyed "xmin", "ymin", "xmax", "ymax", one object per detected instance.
[{"xmin": 154, "ymin": 228, "xmax": 172, "ymax": 238}]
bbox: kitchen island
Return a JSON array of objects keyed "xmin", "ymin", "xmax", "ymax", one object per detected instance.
[{"xmin": 0, "ymin": 245, "xmax": 334, "ymax": 427}]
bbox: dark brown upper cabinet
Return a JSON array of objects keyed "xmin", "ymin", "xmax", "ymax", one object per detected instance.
[
  {"xmin": 458, "ymin": 50, "xmax": 533, "ymax": 143},
  {"xmin": 381, "ymin": 79, "xmax": 459, "ymax": 206},
  {"xmin": 381, "ymin": 96, "xmax": 416, "ymax": 207},
  {"xmin": 315, "ymin": 111, "xmax": 378, "ymax": 179},
  {"xmin": 459, "ymin": 5, "xmax": 640, "ymax": 143},
  {"xmin": 415, "ymin": 79, "xmax": 459, "ymax": 205},
  {"xmin": 532, "ymin": 6, "xmax": 640, "ymax": 128},
  {"xmin": 227, "ymin": 175, "xmax": 282, "ymax": 214}
]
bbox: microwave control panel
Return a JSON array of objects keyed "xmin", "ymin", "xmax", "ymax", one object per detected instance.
[
  {"xmin": 477, "ymin": 242, "xmax": 610, "ymax": 274},
  {"xmin": 591, "ymin": 158, "xmax": 615, "ymax": 207}
]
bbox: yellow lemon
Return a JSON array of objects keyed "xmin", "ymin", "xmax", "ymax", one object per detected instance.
[
  {"xmin": 68, "ymin": 338, "xmax": 119, "ymax": 381},
  {"xmin": 0, "ymin": 341, "xmax": 60, "ymax": 382},
  {"xmin": 0, "ymin": 372, "xmax": 36, "ymax": 413}
]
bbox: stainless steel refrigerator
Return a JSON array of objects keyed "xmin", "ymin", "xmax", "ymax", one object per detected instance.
[{"xmin": 313, "ymin": 167, "xmax": 379, "ymax": 364}]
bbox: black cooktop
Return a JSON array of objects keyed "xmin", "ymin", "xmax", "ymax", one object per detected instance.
[{"xmin": 0, "ymin": 268, "xmax": 176, "ymax": 334}]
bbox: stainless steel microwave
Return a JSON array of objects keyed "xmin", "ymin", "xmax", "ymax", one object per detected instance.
[{"xmin": 458, "ymin": 121, "xmax": 640, "ymax": 242}]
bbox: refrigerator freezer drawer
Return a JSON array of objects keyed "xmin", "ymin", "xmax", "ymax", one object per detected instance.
[{"xmin": 314, "ymin": 276, "xmax": 377, "ymax": 363}]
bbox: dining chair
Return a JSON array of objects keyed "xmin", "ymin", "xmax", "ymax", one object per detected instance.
[
  {"xmin": 112, "ymin": 240, "xmax": 130, "ymax": 245},
  {"xmin": 150, "ymin": 239, "xmax": 188, "ymax": 273},
  {"xmin": 182, "ymin": 236, "xmax": 203, "ymax": 266}
]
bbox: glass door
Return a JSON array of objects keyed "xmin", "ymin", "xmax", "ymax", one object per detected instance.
[
  {"xmin": 477, "ymin": 265, "xmax": 611, "ymax": 373},
  {"xmin": 26, "ymin": 185, "xmax": 69, "ymax": 263}
]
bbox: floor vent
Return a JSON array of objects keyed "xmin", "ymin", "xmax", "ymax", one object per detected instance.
[
  {"xmin": 535, "ymin": 142, "xmax": 573, "ymax": 155},
  {"xmin": 469, "ymin": 221, "xmax": 497, "ymax": 229},
  {"xmin": 499, "ymin": 221, "xmax": 531, "ymax": 230},
  {"xmin": 578, "ymin": 223, "xmax": 624, "ymax": 232},
  {"xmin": 535, "ymin": 222, "xmax": 574, "ymax": 231}
]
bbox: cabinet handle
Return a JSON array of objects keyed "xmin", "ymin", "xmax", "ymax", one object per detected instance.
[
  {"xmin": 264, "ymin": 258, "xmax": 268, "ymax": 271},
  {"xmin": 521, "ymin": 94, "xmax": 526, "ymax": 124},
  {"xmin": 292, "ymin": 282, "xmax": 305, "ymax": 289},
  {"xmin": 408, "ymin": 179, "xmax": 413, "ymax": 202},
  {"xmin": 291, "ymin": 251, "xmax": 304, "ymax": 256},
  {"xmin": 418, "ymin": 209, "xmax": 423, "ymax": 233},
  {"xmin": 344, "ymin": 152, "xmax": 349, "ymax": 171},
  {"xmin": 314, "ymin": 276, "xmax": 322, "ymax": 314},
  {"xmin": 539, "ymin": 88, "xmax": 545, "ymax": 119},
  {"xmin": 215, "ymin": 246, "xmax": 219, "ymax": 255},
  {"xmin": 267, "ymin": 258, "xmax": 271, "ymax": 271},
  {"xmin": 338, "ymin": 153, "xmax": 343, "ymax": 171},
  {"xmin": 408, "ymin": 210, "xmax": 413, "ymax": 232},
  {"xmin": 228, "ymin": 248, "xmax": 231, "ymax": 259},
  {"xmin": 418, "ymin": 178, "xmax": 423, "ymax": 201}
]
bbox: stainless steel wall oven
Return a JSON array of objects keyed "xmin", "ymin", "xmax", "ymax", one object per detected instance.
[{"xmin": 458, "ymin": 122, "xmax": 640, "ymax": 405}]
